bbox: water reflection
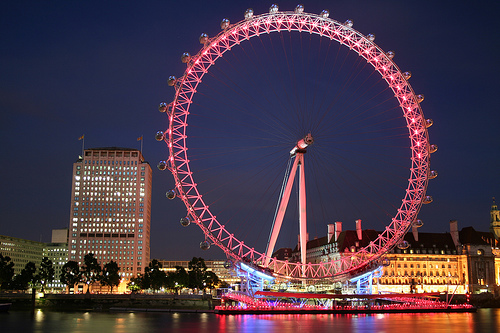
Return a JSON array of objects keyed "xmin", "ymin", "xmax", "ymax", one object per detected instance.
[{"xmin": 1, "ymin": 309, "xmax": 497, "ymax": 333}]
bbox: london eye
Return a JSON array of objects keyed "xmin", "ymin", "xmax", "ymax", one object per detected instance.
[{"xmin": 157, "ymin": 4, "xmax": 436, "ymax": 282}]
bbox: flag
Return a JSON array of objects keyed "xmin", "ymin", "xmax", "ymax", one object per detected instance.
[
  {"xmin": 137, "ymin": 136, "xmax": 143, "ymax": 141},
  {"xmin": 78, "ymin": 135, "xmax": 84, "ymax": 140}
]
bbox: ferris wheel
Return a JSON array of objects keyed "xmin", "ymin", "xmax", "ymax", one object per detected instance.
[{"xmin": 157, "ymin": 4, "xmax": 437, "ymax": 281}]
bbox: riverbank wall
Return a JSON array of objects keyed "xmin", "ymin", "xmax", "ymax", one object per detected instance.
[
  {"xmin": 2, "ymin": 292, "xmax": 499, "ymax": 311},
  {"xmin": 0, "ymin": 293, "xmax": 217, "ymax": 311}
]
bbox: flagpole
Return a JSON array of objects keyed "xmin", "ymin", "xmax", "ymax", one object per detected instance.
[
  {"xmin": 79, "ymin": 134, "xmax": 85, "ymax": 158},
  {"xmin": 137, "ymin": 136, "xmax": 143, "ymax": 155}
]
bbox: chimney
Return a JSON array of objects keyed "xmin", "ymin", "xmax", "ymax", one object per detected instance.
[
  {"xmin": 450, "ymin": 220, "xmax": 459, "ymax": 247},
  {"xmin": 335, "ymin": 221, "xmax": 342, "ymax": 242},
  {"xmin": 355, "ymin": 219, "xmax": 362, "ymax": 241},
  {"xmin": 328, "ymin": 224, "xmax": 335, "ymax": 243}
]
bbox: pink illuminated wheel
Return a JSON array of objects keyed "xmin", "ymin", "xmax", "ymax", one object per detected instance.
[{"xmin": 159, "ymin": 5, "xmax": 436, "ymax": 281}]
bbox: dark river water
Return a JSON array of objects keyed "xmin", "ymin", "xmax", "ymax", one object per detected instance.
[{"xmin": 1, "ymin": 309, "xmax": 498, "ymax": 333}]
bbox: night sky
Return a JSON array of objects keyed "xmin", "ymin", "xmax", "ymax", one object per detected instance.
[{"xmin": 1, "ymin": 1, "xmax": 499, "ymax": 261}]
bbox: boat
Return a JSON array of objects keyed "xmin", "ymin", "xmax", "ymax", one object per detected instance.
[{"xmin": 215, "ymin": 291, "xmax": 477, "ymax": 315}]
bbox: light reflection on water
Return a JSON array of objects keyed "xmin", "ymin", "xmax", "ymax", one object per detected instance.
[{"xmin": 1, "ymin": 309, "xmax": 497, "ymax": 333}]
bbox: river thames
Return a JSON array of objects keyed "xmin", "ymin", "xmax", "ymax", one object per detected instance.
[{"xmin": 1, "ymin": 309, "xmax": 498, "ymax": 333}]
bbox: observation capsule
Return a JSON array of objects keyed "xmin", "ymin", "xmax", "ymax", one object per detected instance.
[
  {"xmin": 428, "ymin": 170, "xmax": 438, "ymax": 179},
  {"xmin": 429, "ymin": 144, "xmax": 438, "ymax": 153},
  {"xmin": 220, "ymin": 18, "xmax": 230, "ymax": 30},
  {"xmin": 413, "ymin": 219, "xmax": 424, "ymax": 228},
  {"xmin": 416, "ymin": 94, "xmax": 425, "ymax": 103},
  {"xmin": 295, "ymin": 4, "xmax": 304, "ymax": 13},
  {"xmin": 223, "ymin": 260, "xmax": 233, "ymax": 269},
  {"xmin": 180, "ymin": 217, "xmax": 190, "ymax": 227},
  {"xmin": 167, "ymin": 76, "xmax": 176, "ymax": 87},
  {"xmin": 422, "ymin": 195, "xmax": 433, "ymax": 204},
  {"xmin": 402, "ymin": 71, "xmax": 412, "ymax": 80},
  {"xmin": 397, "ymin": 241, "xmax": 410, "ymax": 250},
  {"xmin": 320, "ymin": 10, "xmax": 330, "ymax": 18},
  {"xmin": 158, "ymin": 102, "xmax": 167, "ymax": 113},
  {"xmin": 366, "ymin": 34, "xmax": 375, "ymax": 42},
  {"xmin": 382, "ymin": 258, "xmax": 390, "ymax": 266},
  {"xmin": 386, "ymin": 50, "xmax": 395, "ymax": 59},
  {"xmin": 166, "ymin": 189, "xmax": 176, "ymax": 200},
  {"xmin": 200, "ymin": 240, "xmax": 211, "ymax": 250},
  {"xmin": 157, "ymin": 160, "xmax": 167, "ymax": 171},
  {"xmin": 244, "ymin": 8, "xmax": 254, "ymax": 20},
  {"xmin": 344, "ymin": 20, "xmax": 353, "ymax": 28},
  {"xmin": 425, "ymin": 118, "xmax": 433, "ymax": 128},
  {"xmin": 155, "ymin": 131, "xmax": 164, "ymax": 141},
  {"xmin": 269, "ymin": 4, "xmax": 279, "ymax": 13},
  {"xmin": 199, "ymin": 33, "xmax": 209, "ymax": 44},
  {"xmin": 181, "ymin": 52, "xmax": 191, "ymax": 63}
]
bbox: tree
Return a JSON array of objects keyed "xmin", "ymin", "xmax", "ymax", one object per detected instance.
[
  {"xmin": 127, "ymin": 276, "xmax": 143, "ymax": 293},
  {"xmin": 81, "ymin": 253, "xmax": 101, "ymax": 293},
  {"xmin": 143, "ymin": 259, "xmax": 167, "ymax": 292},
  {"xmin": 203, "ymin": 270, "xmax": 221, "ymax": 291},
  {"xmin": 188, "ymin": 257, "xmax": 207, "ymax": 291},
  {"xmin": 38, "ymin": 257, "xmax": 55, "ymax": 292},
  {"xmin": 167, "ymin": 266, "xmax": 189, "ymax": 294},
  {"xmin": 101, "ymin": 261, "xmax": 121, "ymax": 293},
  {"xmin": 140, "ymin": 269, "xmax": 151, "ymax": 290},
  {"xmin": 60, "ymin": 261, "xmax": 81, "ymax": 293},
  {"xmin": 11, "ymin": 262, "xmax": 38, "ymax": 291},
  {"xmin": 0, "ymin": 254, "xmax": 14, "ymax": 290}
]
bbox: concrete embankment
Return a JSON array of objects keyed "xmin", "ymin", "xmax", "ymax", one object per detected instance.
[{"xmin": 0, "ymin": 293, "xmax": 218, "ymax": 311}]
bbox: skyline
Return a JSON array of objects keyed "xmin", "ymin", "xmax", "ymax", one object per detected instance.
[{"xmin": 1, "ymin": 1, "xmax": 499, "ymax": 260}]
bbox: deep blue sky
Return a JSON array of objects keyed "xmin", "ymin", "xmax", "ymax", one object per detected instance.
[{"xmin": 1, "ymin": 1, "xmax": 499, "ymax": 261}]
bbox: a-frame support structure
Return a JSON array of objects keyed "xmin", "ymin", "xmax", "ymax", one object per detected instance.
[{"xmin": 264, "ymin": 134, "xmax": 313, "ymax": 274}]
